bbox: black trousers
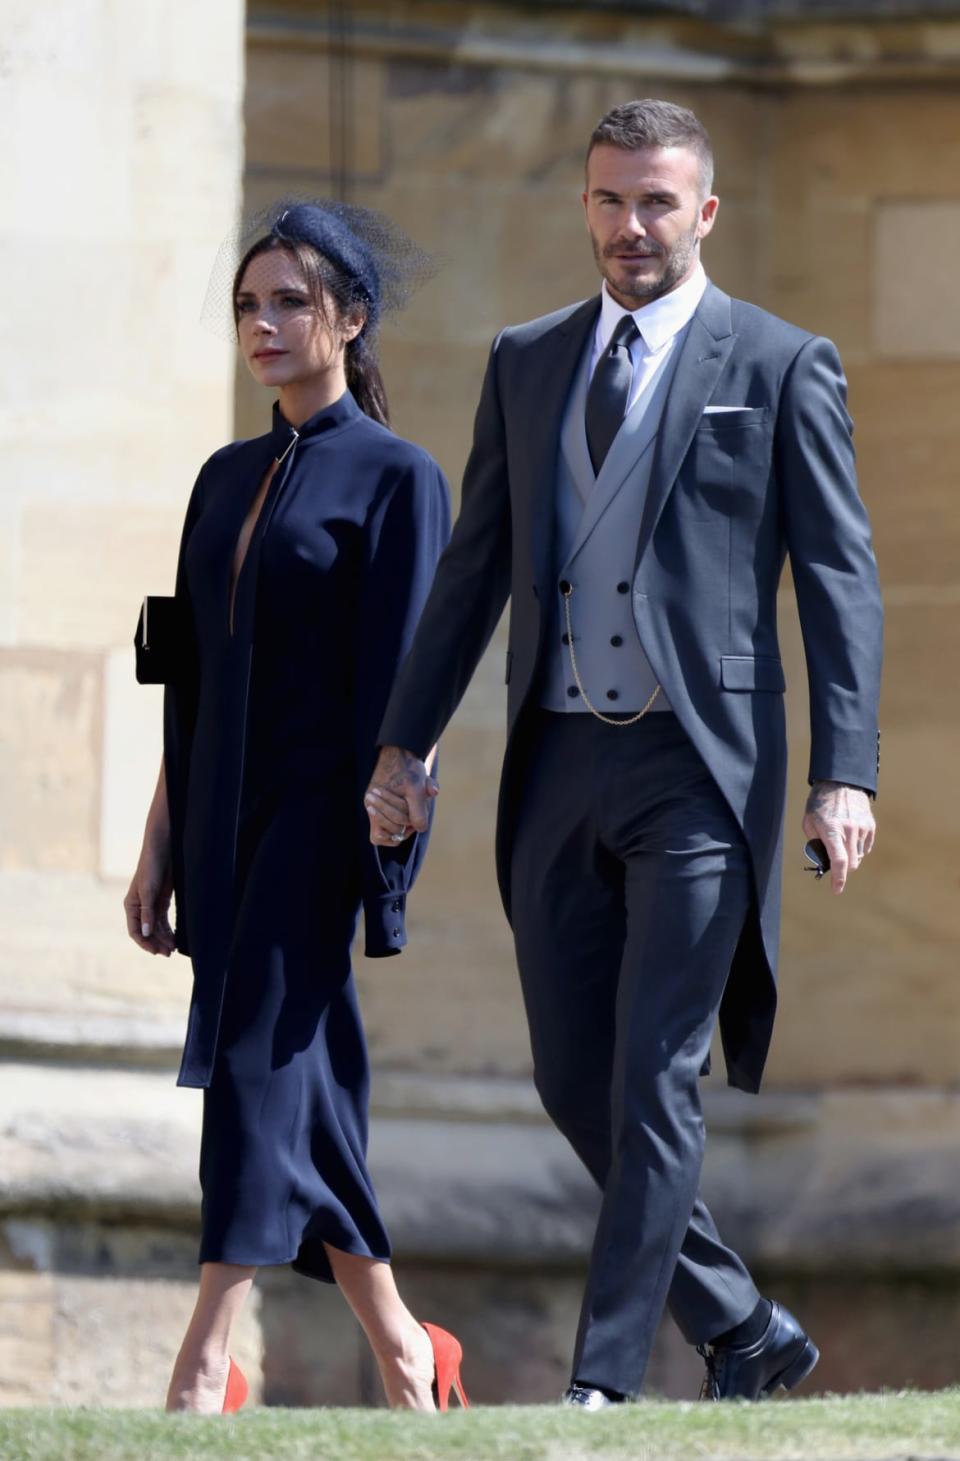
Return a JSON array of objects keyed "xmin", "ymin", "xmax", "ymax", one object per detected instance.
[{"xmin": 510, "ymin": 710, "xmax": 760, "ymax": 1396}]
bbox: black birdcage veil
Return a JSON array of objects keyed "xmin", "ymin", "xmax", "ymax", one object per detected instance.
[{"xmin": 201, "ymin": 197, "xmax": 435, "ymax": 342}]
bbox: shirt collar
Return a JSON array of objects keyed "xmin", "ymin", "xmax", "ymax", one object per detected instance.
[{"xmin": 598, "ymin": 263, "xmax": 708, "ymax": 354}]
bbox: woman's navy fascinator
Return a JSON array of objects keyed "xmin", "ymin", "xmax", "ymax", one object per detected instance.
[{"xmin": 201, "ymin": 198, "xmax": 435, "ymax": 341}]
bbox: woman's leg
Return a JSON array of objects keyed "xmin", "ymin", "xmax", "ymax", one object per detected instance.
[
  {"xmin": 324, "ymin": 1244, "xmax": 436, "ymax": 1410},
  {"xmin": 166, "ymin": 1261, "xmax": 256, "ymax": 1412}
]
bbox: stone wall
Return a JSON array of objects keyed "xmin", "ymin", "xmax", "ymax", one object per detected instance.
[
  {"xmin": 243, "ymin": 1, "xmax": 959, "ymax": 1089},
  {"xmin": 0, "ymin": 0, "xmax": 246, "ymax": 1407},
  {"xmin": 2, "ymin": 0, "xmax": 958, "ymax": 1409}
]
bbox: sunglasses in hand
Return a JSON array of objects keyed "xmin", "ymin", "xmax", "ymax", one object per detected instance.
[{"xmin": 803, "ymin": 838, "xmax": 830, "ymax": 879}]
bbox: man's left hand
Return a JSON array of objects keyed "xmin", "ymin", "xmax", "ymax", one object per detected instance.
[{"xmin": 802, "ymin": 780, "xmax": 876, "ymax": 895}]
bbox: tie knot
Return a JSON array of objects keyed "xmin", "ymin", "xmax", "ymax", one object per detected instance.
[{"xmin": 608, "ymin": 315, "xmax": 640, "ymax": 353}]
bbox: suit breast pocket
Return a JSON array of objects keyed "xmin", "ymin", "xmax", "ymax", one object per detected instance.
[{"xmin": 674, "ymin": 410, "xmax": 772, "ymax": 521}]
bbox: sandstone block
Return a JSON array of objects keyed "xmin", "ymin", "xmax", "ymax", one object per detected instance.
[
  {"xmin": 18, "ymin": 502, "xmax": 183, "ymax": 651},
  {"xmin": 100, "ymin": 649, "xmax": 164, "ymax": 882},
  {"xmin": 874, "ymin": 202, "xmax": 960, "ymax": 358},
  {"xmin": 246, "ymin": 47, "xmax": 382, "ymax": 176},
  {"xmin": 0, "ymin": 871, "xmax": 191, "ymax": 1030},
  {"xmin": 0, "ymin": 652, "xmax": 100, "ymax": 874},
  {"xmin": 846, "ymin": 362, "xmax": 960, "ymax": 589}
]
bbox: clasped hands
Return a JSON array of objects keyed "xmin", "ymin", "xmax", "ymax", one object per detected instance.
[
  {"xmin": 365, "ymin": 745, "xmax": 438, "ymax": 846},
  {"xmin": 366, "ymin": 756, "xmax": 876, "ymax": 898}
]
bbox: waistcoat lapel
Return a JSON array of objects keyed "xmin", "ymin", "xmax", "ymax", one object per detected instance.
[{"xmin": 564, "ymin": 331, "xmax": 678, "ymax": 565}]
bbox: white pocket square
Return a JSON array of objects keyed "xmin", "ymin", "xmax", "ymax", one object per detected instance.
[{"xmin": 703, "ymin": 405, "xmax": 753, "ymax": 414}]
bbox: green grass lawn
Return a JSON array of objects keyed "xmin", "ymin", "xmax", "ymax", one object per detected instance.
[{"xmin": 1, "ymin": 1391, "xmax": 959, "ymax": 1461}]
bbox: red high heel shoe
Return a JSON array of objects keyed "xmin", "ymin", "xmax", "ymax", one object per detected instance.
[
  {"xmin": 422, "ymin": 1322, "xmax": 469, "ymax": 1410},
  {"xmin": 222, "ymin": 1357, "xmax": 248, "ymax": 1413}
]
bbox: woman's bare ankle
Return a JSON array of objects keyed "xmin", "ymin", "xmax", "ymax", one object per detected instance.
[{"xmin": 165, "ymin": 1347, "xmax": 231, "ymax": 1413}]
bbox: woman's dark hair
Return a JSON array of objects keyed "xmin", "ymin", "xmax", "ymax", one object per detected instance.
[{"xmin": 233, "ymin": 232, "xmax": 390, "ymax": 427}]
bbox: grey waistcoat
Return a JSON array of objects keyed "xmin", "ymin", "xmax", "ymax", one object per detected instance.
[{"xmin": 540, "ymin": 326, "xmax": 687, "ymax": 714}]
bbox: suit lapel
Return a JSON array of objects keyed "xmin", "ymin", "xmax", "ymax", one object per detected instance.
[
  {"xmin": 633, "ymin": 283, "xmax": 736, "ymax": 568},
  {"xmin": 527, "ymin": 297, "xmax": 601, "ymax": 591}
]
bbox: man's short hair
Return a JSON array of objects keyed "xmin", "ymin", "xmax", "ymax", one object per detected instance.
[{"xmin": 586, "ymin": 99, "xmax": 715, "ymax": 198}]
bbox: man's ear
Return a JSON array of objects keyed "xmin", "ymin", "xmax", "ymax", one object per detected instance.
[{"xmin": 697, "ymin": 195, "xmax": 720, "ymax": 241}]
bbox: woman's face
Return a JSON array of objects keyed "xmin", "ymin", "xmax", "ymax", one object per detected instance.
[{"xmin": 235, "ymin": 248, "xmax": 361, "ymax": 389}]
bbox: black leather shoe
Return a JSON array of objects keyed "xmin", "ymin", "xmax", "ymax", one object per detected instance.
[
  {"xmin": 698, "ymin": 1302, "xmax": 819, "ymax": 1401},
  {"xmin": 561, "ymin": 1383, "xmax": 625, "ymax": 1409}
]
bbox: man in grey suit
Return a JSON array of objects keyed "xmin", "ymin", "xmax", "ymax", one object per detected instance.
[{"xmin": 365, "ymin": 100, "xmax": 881, "ymax": 1405}]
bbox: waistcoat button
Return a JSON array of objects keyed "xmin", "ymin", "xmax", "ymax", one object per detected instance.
[
  {"xmin": 616, "ymin": 581, "xmax": 629, "ymax": 594},
  {"xmin": 607, "ymin": 689, "xmax": 619, "ymax": 701},
  {"xmin": 567, "ymin": 685, "xmax": 578, "ymax": 698},
  {"xmin": 561, "ymin": 633, "xmax": 570, "ymax": 646},
  {"xmin": 559, "ymin": 579, "xmax": 571, "ymax": 595},
  {"xmin": 610, "ymin": 634, "xmax": 623, "ymax": 647}
]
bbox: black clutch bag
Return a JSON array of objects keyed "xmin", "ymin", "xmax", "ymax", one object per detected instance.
[{"xmin": 134, "ymin": 596, "xmax": 192, "ymax": 685}]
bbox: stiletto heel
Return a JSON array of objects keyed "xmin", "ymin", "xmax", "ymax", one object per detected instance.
[
  {"xmin": 222, "ymin": 1357, "xmax": 248, "ymax": 1413},
  {"xmin": 422, "ymin": 1322, "xmax": 469, "ymax": 1410}
]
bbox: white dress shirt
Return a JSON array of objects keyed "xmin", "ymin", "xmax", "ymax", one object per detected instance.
[{"xmin": 590, "ymin": 263, "xmax": 708, "ymax": 416}]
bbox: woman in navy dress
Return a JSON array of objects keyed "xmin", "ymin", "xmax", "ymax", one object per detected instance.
[{"xmin": 124, "ymin": 203, "xmax": 466, "ymax": 1413}]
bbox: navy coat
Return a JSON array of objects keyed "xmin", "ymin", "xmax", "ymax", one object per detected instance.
[
  {"xmin": 379, "ymin": 283, "xmax": 883, "ymax": 1093},
  {"xmin": 163, "ymin": 392, "xmax": 450, "ymax": 1088}
]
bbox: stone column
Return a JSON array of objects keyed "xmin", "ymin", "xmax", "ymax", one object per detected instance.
[{"xmin": 0, "ymin": 0, "xmax": 248, "ymax": 1406}]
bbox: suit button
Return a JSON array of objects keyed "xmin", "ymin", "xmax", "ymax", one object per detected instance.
[
  {"xmin": 610, "ymin": 634, "xmax": 623, "ymax": 647},
  {"xmin": 561, "ymin": 632, "xmax": 570, "ymax": 645},
  {"xmin": 567, "ymin": 686, "xmax": 578, "ymax": 698},
  {"xmin": 559, "ymin": 579, "xmax": 571, "ymax": 596},
  {"xmin": 616, "ymin": 581, "xmax": 629, "ymax": 594},
  {"xmin": 607, "ymin": 689, "xmax": 619, "ymax": 701},
  {"xmin": 390, "ymin": 900, "xmax": 401, "ymax": 913}
]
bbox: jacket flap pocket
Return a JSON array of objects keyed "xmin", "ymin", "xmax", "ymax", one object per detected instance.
[{"xmin": 720, "ymin": 655, "xmax": 785, "ymax": 692}]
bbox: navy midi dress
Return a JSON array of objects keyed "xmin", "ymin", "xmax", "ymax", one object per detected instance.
[{"xmin": 161, "ymin": 391, "xmax": 450, "ymax": 1280}]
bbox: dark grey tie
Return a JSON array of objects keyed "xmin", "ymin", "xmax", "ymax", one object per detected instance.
[{"xmin": 585, "ymin": 314, "xmax": 640, "ymax": 475}]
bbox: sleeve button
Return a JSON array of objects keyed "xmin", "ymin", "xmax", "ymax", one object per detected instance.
[{"xmin": 390, "ymin": 900, "xmax": 401, "ymax": 913}]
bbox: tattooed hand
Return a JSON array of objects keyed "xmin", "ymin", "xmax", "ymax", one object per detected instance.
[
  {"xmin": 365, "ymin": 745, "xmax": 438, "ymax": 846},
  {"xmin": 802, "ymin": 780, "xmax": 876, "ymax": 895}
]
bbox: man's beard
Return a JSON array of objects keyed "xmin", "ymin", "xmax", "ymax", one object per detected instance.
[{"xmin": 592, "ymin": 224, "xmax": 700, "ymax": 304}]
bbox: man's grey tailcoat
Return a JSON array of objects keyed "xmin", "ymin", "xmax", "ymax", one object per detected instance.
[{"xmin": 379, "ymin": 282, "xmax": 883, "ymax": 1093}]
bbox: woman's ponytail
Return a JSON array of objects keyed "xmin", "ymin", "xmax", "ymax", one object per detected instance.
[{"xmin": 346, "ymin": 334, "xmax": 389, "ymax": 428}]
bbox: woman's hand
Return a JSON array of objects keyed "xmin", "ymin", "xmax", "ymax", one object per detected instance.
[{"xmin": 124, "ymin": 834, "xmax": 176, "ymax": 956}]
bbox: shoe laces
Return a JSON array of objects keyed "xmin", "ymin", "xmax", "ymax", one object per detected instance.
[{"xmin": 697, "ymin": 1343, "xmax": 721, "ymax": 1401}]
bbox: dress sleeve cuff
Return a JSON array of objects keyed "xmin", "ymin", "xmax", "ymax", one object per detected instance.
[{"xmin": 362, "ymin": 890, "xmax": 407, "ymax": 958}]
